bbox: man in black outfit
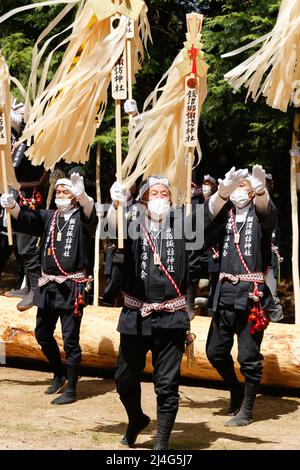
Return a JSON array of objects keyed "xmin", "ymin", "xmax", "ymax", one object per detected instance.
[
  {"xmin": 5, "ymin": 104, "xmax": 45, "ymax": 310},
  {"xmin": 102, "ymin": 184, "xmax": 137, "ymax": 307},
  {"xmin": 206, "ymin": 165, "xmax": 277, "ymax": 427},
  {"xmin": 187, "ymin": 174, "xmax": 219, "ymax": 317},
  {"xmin": 108, "ymin": 170, "xmax": 245, "ymax": 449},
  {"xmin": 1, "ymin": 174, "xmax": 97, "ymax": 405}
]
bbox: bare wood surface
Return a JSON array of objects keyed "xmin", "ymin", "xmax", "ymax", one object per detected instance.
[
  {"xmin": 93, "ymin": 143, "xmax": 101, "ymax": 306},
  {"xmin": 1, "ymin": 297, "xmax": 300, "ymax": 388},
  {"xmin": 0, "ymin": 148, "xmax": 13, "ymax": 245},
  {"xmin": 115, "ymin": 99, "xmax": 124, "ymax": 249}
]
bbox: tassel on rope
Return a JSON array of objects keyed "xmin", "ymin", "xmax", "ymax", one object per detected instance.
[
  {"xmin": 185, "ymin": 331, "xmax": 196, "ymax": 368},
  {"xmin": 248, "ymin": 284, "xmax": 269, "ymax": 334},
  {"xmin": 248, "ymin": 305, "xmax": 270, "ymax": 334}
]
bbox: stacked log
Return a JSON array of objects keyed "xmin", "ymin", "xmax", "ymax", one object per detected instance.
[{"xmin": 1, "ymin": 296, "xmax": 300, "ymax": 388}]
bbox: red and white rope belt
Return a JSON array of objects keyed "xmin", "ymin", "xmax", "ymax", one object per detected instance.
[
  {"xmin": 38, "ymin": 271, "xmax": 87, "ymax": 287},
  {"xmin": 123, "ymin": 293, "xmax": 187, "ymax": 318},
  {"xmin": 219, "ymin": 272, "xmax": 265, "ymax": 285}
]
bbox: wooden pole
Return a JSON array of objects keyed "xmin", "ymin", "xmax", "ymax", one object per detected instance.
[
  {"xmin": 290, "ymin": 111, "xmax": 300, "ymax": 324},
  {"xmin": 0, "ymin": 145, "xmax": 13, "ymax": 246},
  {"xmin": 93, "ymin": 143, "xmax": 101, "ymax": 307},
  {"xmin": 186, "ymin": 148, "xmax": 193, "ymax": 216},
  {"xmin": 183, "ymin": 14, "xmax": 203, "ymax": 213},
  {"xmin": 46, "ymin": 182, "xmax": 55, "ymax": 210},
  {"xmin": 111, "ymin": 8, "xmax": 126, "ymax": 250},
  {"xmin": 115, "ymin": 98, "xmax": 124, "ymax": 249},
  {"xmin": 126, "ymin": 18, "xmax": 134, "ymax": 124}
]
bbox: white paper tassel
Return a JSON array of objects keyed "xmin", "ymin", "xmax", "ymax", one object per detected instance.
[{"xmin": 223, "ymin": 0, "xmax": 300, "ymax": 112}]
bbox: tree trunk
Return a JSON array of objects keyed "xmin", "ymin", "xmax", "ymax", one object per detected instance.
[{"xmin": 1, "ymin": 297, "xmax": 300, "ymax": 388}]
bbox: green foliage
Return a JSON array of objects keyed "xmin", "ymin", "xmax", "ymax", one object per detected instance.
[
  {"xmin": 196, "ymin": 0, "xmax": 292, "ymax": 263},
  {"xmin": 197, "ymin": 0, "xmax": 289, "ymax": 172},
  {"xmin": 0, "ymin": 32, "xmax": 32, "ymax": 101}
]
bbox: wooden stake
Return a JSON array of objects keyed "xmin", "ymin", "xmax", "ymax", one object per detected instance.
[
  {"xmin": 290, "ymin": 111, "xmax": 300, "ymax": 324},
  {"xmin": 115, "ymin": 98, "xmax": 124, "ymax": 249},
  {"xmin": 126, "ymin": 40, "xmax": 132, "ymax": 101},
  {"xmin": 0, "ymin": 108, "xmax": 13, "ymax": 247},
  {"xmin": 126, "ymin": 17, "xmax": 134, "ymax": 124},
  {"xmin": 111, "ymin": 11, "xmax": 127, "ymax": 249},
  {"xmin": 93, "ymin": 143, "xmax": 101, "ymax": 307},
  {"xmin": 186, "ymin": 148, "xmax": 193, "ymax": 216},
  {"xmin": 46, "ymin": 182, "xmax": 55, "ymax": 210},
  {"xmin": 0, "ymin": 148, "xmax": 13, "ymax": 246}
]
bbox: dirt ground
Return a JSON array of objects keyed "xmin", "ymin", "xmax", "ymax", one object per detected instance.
[
  {"xmin": 0, "ymin": 365, "xmax": 300, "ymax": 451},
  {"xmin": 1, "ymin": 255, "xmax": 300, "ymax": 454}
]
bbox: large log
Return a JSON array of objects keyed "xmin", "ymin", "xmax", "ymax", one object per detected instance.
[{"xmin": 1, "ymin": 296, "xmax": 300, "ymax": 388}]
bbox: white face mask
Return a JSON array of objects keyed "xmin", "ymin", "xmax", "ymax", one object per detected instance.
[
  {"xmin": 230, "ymin": 188, "xmax": 251, "ymax": 209},
  {"xmin": 55, "ymin": 198, "xmax": 73, "ymax": 212},
  {"xmin": 202, "ymin": 184, "xmax": 212, "ymax": 198},
  {"xmin": 148, "ymin": 198, "xmax": 170, "ymax": 220}
]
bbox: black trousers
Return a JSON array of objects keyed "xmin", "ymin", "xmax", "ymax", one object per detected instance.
[
  {"xmin": 16, "ymin": 232, "xmax": 40, "ymax": 272},
  {"xmin": 35, "ymin": 291, "xmax": 82, "ymax": 368},
  {"xmin": 206, "ymin": 307, "xmax": 264, "ymax": 383},
  {"xmin": 115, "ymin": 329, "xmax": 186, "ymax": 414},
  {"xmin": 0, "ymin": 234, "xmax": 13, "ymax": 277},
  {"xmin": 103, "ymin": 263, "xmax": 122, "ymax": 307}
]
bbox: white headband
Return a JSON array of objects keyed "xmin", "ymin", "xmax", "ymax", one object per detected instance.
[
  {"xmin": 203, "ymin": 175, "xmax": 217, "ymax": 185},
  {"xmin": 139, "ymin": 176, "xmax": 170, "ymax": 199},
  {"xmin": 55, "ymin": 178, "xmax": 74, "ymax": 194}
]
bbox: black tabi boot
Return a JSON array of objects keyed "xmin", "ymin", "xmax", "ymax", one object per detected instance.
[
  {"xmin": 51, "ymin": 365, "xmax": 78, "ymax": 405},
  {"xmin": 5, "ymin": 276, "xmax": 29, "ymax": 299},
  {"xmin": 216, "ymin": 364, "xmax": 244, "ymax": 416},
  {"xmin": 225, "ymin": 381, "xmax": 259, "ymax": 427},
  {"xmin": 120, "ymin": 396, "xmax": 150, "ymax": 447},
  {"xmin": 17, "ymin": 269, "xmax": 41, "ymax": 311},
  {"xmin": 153, "ymin": 411, "xmax": 177, "ymax": 450},
  {"xmin": 44, "ymin": 364, "xmax": 66, "ymax": 395}
]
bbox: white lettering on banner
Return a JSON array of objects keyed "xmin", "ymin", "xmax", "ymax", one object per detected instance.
[
  {"xmin": 222, "ymin": 218, "xmax": 232, "ymax": 258},
  {"xmin": 243, "ymin": 215, "xmax": 253, "ymax": 257},
  {"xmin": 139, "ymin": 235, "xmax": 148, "ymax": 279},
  {"xmin": 63, "ymin": 219, "xmax": 75, "ymax": 257},
  {"xmin": 140, "ymin": 270, "xmax": 147, "ymax": 279},
  {"xmin": 164, "ymin": 229, "xmax": 175, "ymax": 273}
]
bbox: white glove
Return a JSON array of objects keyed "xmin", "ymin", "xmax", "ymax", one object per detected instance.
[
  {"xmin": 71, "ymin": 173, "xmax": 85, "ymax": 198},
  {"xmin": 11, "ymin": 109, "xmax": 23, "ymax": 135},
  {"xmin": 249, "ymin": 164, "xmax": 266, "ymax": 195},
  {"xmin": 0, "ymin": 193, "xmax": 16, "ymax": 209},
  {"xmin": 110, "ymin": 181, "xmax": 130, "ymax": 206},
  {"xmin": 124, "ymin": 99, "xmax": 138, "ymax": 115},
  {"xmin": 218, "ymin": 167, "xmax": 248, "ymax": 199}
]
